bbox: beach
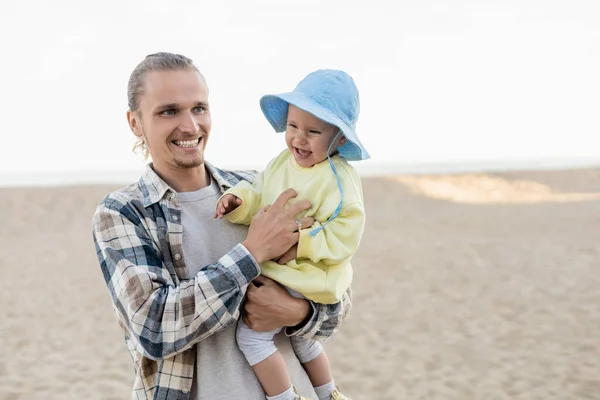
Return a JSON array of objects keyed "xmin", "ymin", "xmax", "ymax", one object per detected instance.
[{"xmin": 1, "ymin": 167, "xmax": 599, "ymax": 399}]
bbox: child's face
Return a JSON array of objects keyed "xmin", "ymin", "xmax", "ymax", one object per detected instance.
[{"xmin": 285, "ymin": 105, "xmax": 347, "ymax": 168}]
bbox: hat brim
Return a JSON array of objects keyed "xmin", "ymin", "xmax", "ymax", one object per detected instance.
[{"xmin": 260, "ymin": 92, "xmax": 370, "ymax": 161}]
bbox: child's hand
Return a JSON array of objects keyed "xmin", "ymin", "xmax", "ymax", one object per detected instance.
[
  {"xmin": 275, "ymin": 244, "xmax": 298, "ymax": 265},
  {"xmin": 214, "ymin": 194, "xmax": 243, "ymax": 218}
]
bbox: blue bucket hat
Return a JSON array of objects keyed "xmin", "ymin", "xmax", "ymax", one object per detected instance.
[{"xmin": 259, "ymin": 69, "xmax": 370, "ymax": 161}]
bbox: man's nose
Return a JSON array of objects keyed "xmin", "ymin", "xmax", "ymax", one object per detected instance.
[{"xmin": 179, "ymin": 111, "xmax": 200, "ymax": 134}]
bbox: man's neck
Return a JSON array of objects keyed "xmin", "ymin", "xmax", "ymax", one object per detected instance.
[{"xmin": 152, "ymin": 162, "xmax": 210, "ymax": 193}]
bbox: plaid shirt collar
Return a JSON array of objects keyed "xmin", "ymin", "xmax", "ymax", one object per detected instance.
[{"xmin": 138, "ymin": 161, "xmax": 239, "ymax": 207}]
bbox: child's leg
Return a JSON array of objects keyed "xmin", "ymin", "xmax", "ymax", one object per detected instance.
[
  {"xmin": 291, "ymin": 336, "xmax": 345, "ymax": 399},
  {"xmin": 236, "ymin": 319, "xmax": 294, "ymax": 398},
  {"xmin": 253, "ymin": 352, "xmax": 293, "ymax": 397},
  {"xmin": 290, "ymin": 336, "xmax": 331, "ymax": 386},
  {"xmin": 303, "ymin": 352, "xmax": 333, "ymax": 387}
]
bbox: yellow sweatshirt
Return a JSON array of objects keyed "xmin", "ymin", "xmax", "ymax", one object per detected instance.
[{"xmin": 221, "ymin": 149, "xmax": 365, "ymax": 304}]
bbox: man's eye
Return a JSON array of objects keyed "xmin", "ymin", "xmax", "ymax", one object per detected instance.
[
  {"xmin": 162, "ymin": 109, "xmax": 176, "ymax": 116},
  {"xmin": 194, "ymin": 106, "xmax": 205, "ymax": 113}
]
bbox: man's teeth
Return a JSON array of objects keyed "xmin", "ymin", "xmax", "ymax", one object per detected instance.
[{"xmin": 174, "ymin": 138, "xmax": 200, "ymax": 147}]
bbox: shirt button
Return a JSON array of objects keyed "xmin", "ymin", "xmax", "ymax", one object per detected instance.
[
  {"xmin": 174, "ymin": 253, "xmax": 182, "ymax": 261},
  {"xmin": 172, "ymin": 215, "xmax": 179, "ymax": 221}
]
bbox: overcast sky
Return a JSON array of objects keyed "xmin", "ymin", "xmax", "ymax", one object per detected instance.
[{"xmin": 1, "ymin": 0, "xmax": 599, "ymax": 177}]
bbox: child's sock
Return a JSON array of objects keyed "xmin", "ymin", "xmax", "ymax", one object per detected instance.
[
  {"xmin": 266, "ymin": 385, "xmax": 296, "ymax": 400},
  {"xmin": 314, "ymin": 380, "xmax": 336, "ymax": 400}
]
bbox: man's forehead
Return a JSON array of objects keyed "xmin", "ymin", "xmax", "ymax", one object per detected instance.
[{"xmin": 143, "ymin": 70, "xmax": 208, "ymax": 105}]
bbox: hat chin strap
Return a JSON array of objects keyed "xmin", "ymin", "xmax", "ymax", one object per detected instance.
[{"xmin": 309, "ymin": 131, "xmax": 345, "ymax": 237}]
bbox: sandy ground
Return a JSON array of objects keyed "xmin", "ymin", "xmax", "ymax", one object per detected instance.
[{"xmin": 1, "ymin": 167, "xmax": 599, "ymax": 400}]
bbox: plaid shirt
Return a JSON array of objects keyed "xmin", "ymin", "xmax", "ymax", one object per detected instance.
[{"xmin": 92, "ymin": 162, "xmax": 353, "ymax": 400}]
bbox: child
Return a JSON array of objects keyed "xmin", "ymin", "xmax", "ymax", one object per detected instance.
[{"xmin": 215, "ymin": 69, "xmax": 369, "ymax": 400}]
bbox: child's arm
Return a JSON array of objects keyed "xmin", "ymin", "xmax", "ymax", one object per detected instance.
[
  {"xmin": 219, "ymin": 171, "xmax": 265, "ymax": 225},
  {"xmin": 297, "ymin": 200, "xmax": 365, "ymax": 264},
  {"xmin": 214, "ymin": 194, "xmax": 243, "ymax": 218}
]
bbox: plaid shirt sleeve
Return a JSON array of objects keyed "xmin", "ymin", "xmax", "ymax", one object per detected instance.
[
  {"xmin": 286, "ymin": 286, "xmax": 353, "ymax": 341},
  {"xmin": 92, "ymin": 192, "xmax": 260, "ymax": 361}
]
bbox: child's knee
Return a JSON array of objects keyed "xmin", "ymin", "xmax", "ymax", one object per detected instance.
[
  {"xmin": 236, "ymin": 321, "xmax": 280, "ymax": 366},
  {"xmin": 291, "ymin": 337, "xmax": 323, "ymax": 364}
]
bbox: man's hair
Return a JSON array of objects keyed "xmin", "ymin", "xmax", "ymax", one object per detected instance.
[
  {"xmin": 127, "ymin": 52, "xmax": 201, "ymax": 112},
  {"xmin": 128, "ymin": 52, "xmax": 204, "ymax": 157}
]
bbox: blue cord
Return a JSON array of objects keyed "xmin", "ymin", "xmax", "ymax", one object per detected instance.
[{"xmin": 309, "ymin": 131, "xmax": 344, "ymax": 237}]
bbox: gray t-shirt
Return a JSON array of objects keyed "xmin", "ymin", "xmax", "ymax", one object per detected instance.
[{"xmin": 179, "ymin": 177, "xmax": 317, "ymax": 399}]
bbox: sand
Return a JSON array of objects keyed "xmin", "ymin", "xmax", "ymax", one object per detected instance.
[{"xmin": 1, "ymin": 167, "xmax": 599, "ymax": 399}]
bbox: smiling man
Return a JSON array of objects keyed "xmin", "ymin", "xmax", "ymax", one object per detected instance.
[
  {"xmin": 127, "ymin": 66, "xmax": 211, "ymax": 185},
  {"xmin": 91, "ymin": 52, "xmax": 352, "ymax": 400}
]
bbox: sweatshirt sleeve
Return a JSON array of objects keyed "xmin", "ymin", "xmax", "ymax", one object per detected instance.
[
  {"xmin": 221, "ymin": 170, "xmax": 265, "ymax": 225},
  {"xmin": 297, "ymin": 200, "xmax": 365, "ymax": 264}
]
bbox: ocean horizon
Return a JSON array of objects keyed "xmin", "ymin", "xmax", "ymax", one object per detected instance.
[{"xmin": 1, "ymin": 157, "xmax": 599, "ymax": 188}]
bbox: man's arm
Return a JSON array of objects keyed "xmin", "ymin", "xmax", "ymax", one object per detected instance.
[
  {"xmin": 244, "ymin": 276, "xmax": 353, "ymax": 342},
  {"xmin": 93, "ymin": 189, "xmax": 314, "ymax": 361},
  {"xmin": 286, "ymin": 286, "xmax": 353, "ymax": 341},
  {"xmin": 92, "ymin": 193, "xmax": 260, "ymax": 361}
]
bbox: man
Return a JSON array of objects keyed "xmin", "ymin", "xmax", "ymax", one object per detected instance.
[{"xmin": 92, "ymin": 52, "xmax": 352, "ymax": 400}]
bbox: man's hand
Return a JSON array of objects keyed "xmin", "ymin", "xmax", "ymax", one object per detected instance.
[
  {"xmin": 214, "ymin": 194, "xmax": 242, "ymax": 218},
  {"xmin": 242, "ymin": 189, "xmax": 314, "ymax": 264},
  {"xmin": 275, "ymin": 244, "xmax": 297, "ymax": 265},
  {"xmin": 243, "ymin": 276, "xmax": 311, "ymax": 332}
]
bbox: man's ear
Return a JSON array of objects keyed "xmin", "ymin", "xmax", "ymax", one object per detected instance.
[{"xmin": 127, "ymin": 110, "xmax": 143, "ymax": 138}]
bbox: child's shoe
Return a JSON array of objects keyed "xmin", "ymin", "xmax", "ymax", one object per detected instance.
[
  {"xmin": 331, "ymin": 388, "xmax": 352, "ymax": 400},
  {"xmin": 292, "ymin": 386, "xmax": 313, "ymax": 400}
]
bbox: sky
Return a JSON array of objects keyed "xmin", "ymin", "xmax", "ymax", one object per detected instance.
[{"xmin": 1, "ymin": 0, "xmax": 599, "ymax": 179}]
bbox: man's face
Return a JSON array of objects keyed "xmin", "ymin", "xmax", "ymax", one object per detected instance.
[{"xmin": 128, "ymin": 69, "xmax": 211, "ymax": 172}]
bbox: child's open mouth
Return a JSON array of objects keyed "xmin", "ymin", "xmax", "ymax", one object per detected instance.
[{"xmin": 294, "ymin": 147, "xmax": 311, "ymax": 159}]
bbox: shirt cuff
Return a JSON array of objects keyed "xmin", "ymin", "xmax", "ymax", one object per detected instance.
[{"xmin": 228, "ymin": 243, "xmax": 261, "ymax": 286}]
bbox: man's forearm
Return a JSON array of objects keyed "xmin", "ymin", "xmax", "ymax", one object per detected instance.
[
  {"xmin": 95, "ymin": 213, "xmax": 260, "ymax": 361},
  {"xmin": 285, "ymin": 297, "xmax": 312, "ymax": 328},
  {"xmin": 285, "ymin": 286, "xmax": 353, "ymax": 341}
]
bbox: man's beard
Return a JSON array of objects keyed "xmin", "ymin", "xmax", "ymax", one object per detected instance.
[{"xmin": 173, "ymin": 157, "xmax": 203, "ymax": 169}]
